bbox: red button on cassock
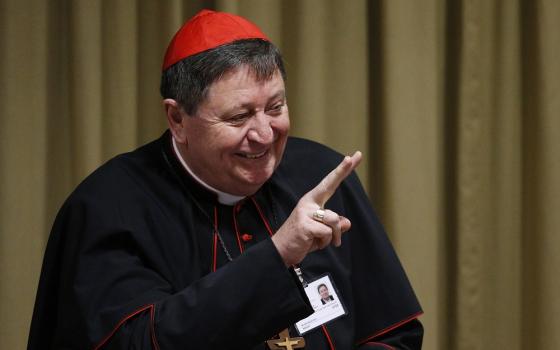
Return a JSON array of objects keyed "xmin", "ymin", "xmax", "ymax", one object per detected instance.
[{"xmin": 241, "ymin": 233, "xmax": 253, "ymax": 242}]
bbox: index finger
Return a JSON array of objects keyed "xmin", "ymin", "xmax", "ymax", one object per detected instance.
[{"xmin": 308, "ymin": 151, "xmax": 362, "ymax": 206}]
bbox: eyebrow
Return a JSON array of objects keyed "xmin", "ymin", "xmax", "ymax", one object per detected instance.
[
  {"xmin": 227, "ymin": 89, "xmax": 286, "ymax": 113},
  {"xmin": 268, "ymin": 90, "xmax": 286, "ymax": 103}
]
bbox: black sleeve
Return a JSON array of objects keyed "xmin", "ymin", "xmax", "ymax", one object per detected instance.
[
  {"xmin": 38, "ymin": 196, "xmax": 313, "ymax": 350},
  {"xmin": 356, "ymin": 319, "xmax": 424, "ymax": 350},
  {"xmin": 97, "ymin": 243, "xmax": 311, "ymax": 350},
  {"xmin": 153, "ymin": 239, "xmax": 312, "ymax": 349}
]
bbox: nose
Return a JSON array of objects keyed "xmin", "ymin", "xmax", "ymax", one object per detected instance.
[{"xmin": 247, "ymin": 114, "xmax": 273, "ymax": 144}]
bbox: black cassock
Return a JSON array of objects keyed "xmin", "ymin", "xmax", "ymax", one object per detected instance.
[{"xmin": 28, "ymin": 131, "xmax": 423, "ymax": 349}]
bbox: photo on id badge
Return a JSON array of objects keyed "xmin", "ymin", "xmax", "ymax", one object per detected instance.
[{"xmin": 295, "ymin": 274, "xmax": 347, "ymax": 335}]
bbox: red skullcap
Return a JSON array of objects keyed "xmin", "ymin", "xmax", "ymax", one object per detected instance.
[{"xmin": 162, "ymin": 9, "xmax": 270, "ymax": 71}]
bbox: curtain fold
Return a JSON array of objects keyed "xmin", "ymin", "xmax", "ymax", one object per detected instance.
[
  {"xmin": 374, "ymin": 2, "xmax": 446, "ymax": 349},
  {"xmin": 69, "ymin": 0, "xmax": 104, "ymax": 177},
  {"xmin": 0, "ymin": 0, "xmax": 558, "ymax": 349},
  {"xmin": 452, "ymin": 1, "xmax": 523, "ymax": 348},
  {"xmin": 521, "ymin": 1, "xmax": 560, "ymax": 348},
  {"xmin": 0, "ymin": 1, "xmax": 49, "ymax": 347}
]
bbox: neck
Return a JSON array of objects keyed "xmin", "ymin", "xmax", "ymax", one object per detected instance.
[{"xmin": 172, "ymin": 137, "xmax": 245, "ymax": 205}]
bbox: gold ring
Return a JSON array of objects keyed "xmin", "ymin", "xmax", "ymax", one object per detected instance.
[{"xmin": 312, "ymin": 208, "xmax": 325, "ymax": 223}]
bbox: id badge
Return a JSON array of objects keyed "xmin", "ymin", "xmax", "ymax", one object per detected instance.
[{"xmin": 294, "ymin": 274, "xmax": 347, "ymax": 335}]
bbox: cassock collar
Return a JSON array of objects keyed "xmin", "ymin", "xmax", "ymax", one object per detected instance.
[{"xmin": 172, "ymin": 137, "xmax": 245, "ymax": 205}]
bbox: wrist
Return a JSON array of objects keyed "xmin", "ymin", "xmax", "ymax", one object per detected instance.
[{"xmin": 271, "ymin": 235, "xmax": 293, "ymax": 267}]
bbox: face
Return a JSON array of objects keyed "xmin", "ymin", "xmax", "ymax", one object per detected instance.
[
  {"xmin": 319, "ymin": 285, "xmax": 330, "ymax": 299},
  {"xmin": 168, "ymin": 66, "xmax": 290, "ymax": 196}
]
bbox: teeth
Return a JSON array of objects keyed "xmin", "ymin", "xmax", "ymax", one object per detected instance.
[{"xmin": 243, "ymin": 151, "xmax": 267, "ymax": 159}]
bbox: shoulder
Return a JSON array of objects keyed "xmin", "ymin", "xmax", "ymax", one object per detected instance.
[
  {"xmin": 64, "ymin": 135, "xmax": 168, "ymax": 210},
  {"xmin": 281, "ymin": 137, "xmax": 344, "ymax": 175},
  {"xmin": 273, "ymin": 137, "xmax": 345, "ymax": 195},
  {"xmin": 49, "ymin": 134, "xmax": 184, "ymax": 256}
]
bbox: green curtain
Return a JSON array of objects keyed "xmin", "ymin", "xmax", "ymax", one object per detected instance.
[{"xmin": 1, "ymin": 1, "xmax": 559, "ymax": 349}]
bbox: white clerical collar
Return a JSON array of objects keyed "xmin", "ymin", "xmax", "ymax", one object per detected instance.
[{"xmin": 172, "ymin": 137, "xmax": 245, "ymax": 205}]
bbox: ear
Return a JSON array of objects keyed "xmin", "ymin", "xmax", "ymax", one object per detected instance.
[{"xmin": 163, "ymin": 99, "xmax": 189, "ymax": 144}]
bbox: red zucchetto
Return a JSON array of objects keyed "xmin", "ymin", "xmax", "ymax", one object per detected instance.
[{"xmin": 162, "ymin": 9, "xmax": 270, "ymax": 71}]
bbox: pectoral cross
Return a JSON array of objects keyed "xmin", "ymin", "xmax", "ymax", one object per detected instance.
[{"xmin": 266, "ymin": 328, "xmax": 305, "ymax": 350}]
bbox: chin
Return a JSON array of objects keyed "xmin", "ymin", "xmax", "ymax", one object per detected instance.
[
  {"xmin": 238, "ymin": 172, "xmax": 273, "ymax": 192},
  {"xmin": 245, "ymin": 175, "xmax": 271, "ymax": 188}
]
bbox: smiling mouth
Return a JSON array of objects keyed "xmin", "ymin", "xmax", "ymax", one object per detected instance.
[{"xmin": 237, "ymin": 150, "xmax": 268, "ymax": 159}]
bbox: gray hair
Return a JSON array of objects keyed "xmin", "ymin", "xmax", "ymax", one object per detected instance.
[{"xmin": 160, "ymin": 39, "xmax": 286, "ymax": 116}]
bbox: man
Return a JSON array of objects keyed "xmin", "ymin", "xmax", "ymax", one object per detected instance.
[
  {"xmin": 318, "ymin": 284, "xmax": 334, "ymax": 305},
  {"xmin": 28, "ymin": 9, "xmax": 423, "ymax": 349}
]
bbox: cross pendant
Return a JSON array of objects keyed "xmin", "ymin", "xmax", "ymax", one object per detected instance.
[{"xmin": 266, "ymin": 328, "xmax": 305, "ymax": 350}]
